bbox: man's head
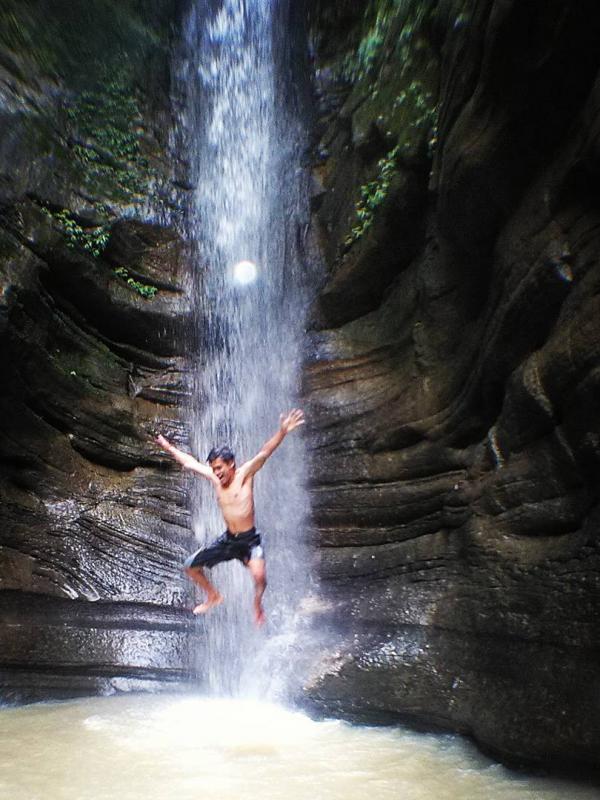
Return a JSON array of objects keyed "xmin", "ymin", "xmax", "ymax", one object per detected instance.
[{"xmin": 207, "ymin": 446, "xmax": 236, "ymax": 486}]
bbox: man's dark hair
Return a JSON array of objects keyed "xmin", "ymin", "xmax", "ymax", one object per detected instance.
[{"xmin": 206, "ymin": 445, "xmax": 235, "ymax": 464}]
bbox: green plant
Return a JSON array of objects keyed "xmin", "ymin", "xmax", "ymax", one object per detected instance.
[
  {"xmin": 113, "ymin": 267, "xmax": 158, "ymax": 299},
  {"xmin": 343, "ymin": 144, "xmax": 400, "ymax": 250},
  {"xmin": 65, "ymin": 70, "xmax": 151, "ymax": 202},
  {"xmin": 42, "ymin": 206, "xmax": 110, "ymax": 257},
  {"xmin": 0, "ymin": 1, "xmax": 167, "ymax": 80},
  {"xmin": 342, "ymin": 0, "xmax": 434, "ymax": 81},
  {"xmin": 342, "ymin": 5, "xmax": 389, "ymax": 81},
  {"xmin": 396, "ymin": 80, "xmax": 438, "ymax": 148}
]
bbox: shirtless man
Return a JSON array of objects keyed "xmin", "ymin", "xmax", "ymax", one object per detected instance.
[{"xmin": 155, "ymin": 409, "xmax": 304, "ymax": 626}]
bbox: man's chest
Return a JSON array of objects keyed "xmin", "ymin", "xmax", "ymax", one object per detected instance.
[{"xmin": 218, "ymin": 482, "xmax": 252, "ymax": 507}]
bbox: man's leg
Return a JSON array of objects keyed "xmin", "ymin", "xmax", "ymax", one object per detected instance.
[
  {"xmin": 184, "ymin": 548, "xmax": 224, "ymax": 615},
  {"xmin": 245, "ymin": 557, "xmax": 267, "ymax": 626},
  {"xmin": 185, "ymin": 565, "xmax": 223, "ymax": 614}
]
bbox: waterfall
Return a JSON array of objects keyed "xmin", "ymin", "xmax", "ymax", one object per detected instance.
[{"xmin": 172, "ymin": 0, "xmax": 315, "ymax": 698}]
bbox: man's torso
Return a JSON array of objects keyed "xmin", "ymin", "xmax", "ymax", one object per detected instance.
[{"xmin": 216, "ymin": 472, "xmax": 255, "ymax": 533}]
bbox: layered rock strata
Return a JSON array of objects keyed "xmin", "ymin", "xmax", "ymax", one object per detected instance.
[
  {"xmin": 303, "ymin": 0, "xmax": 600, "ymax": 770},
  {"xmin": 0, "ymin": 0, "xmax": 198, "ymax": 701}
]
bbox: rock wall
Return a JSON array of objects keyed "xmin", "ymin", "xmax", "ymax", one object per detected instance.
[
  {"xmin": 303, "ymin": 0, "xmax": 600, "ymax": 770},
  {"xmin": 0, "ymin": 0, "xmax": 198, "ymax": 701}
]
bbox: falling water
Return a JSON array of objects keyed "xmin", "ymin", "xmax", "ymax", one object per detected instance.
[{"xmin": 174, "ymin": 0, "xmax": 314, "ymax": 696}]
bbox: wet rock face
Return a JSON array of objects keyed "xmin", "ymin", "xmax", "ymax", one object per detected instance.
[
  {"xmin": 304, "ymin": 0, "xmax": 600, "ymax": 770},
  {"xmin": 0, "ymin": 1, "xmax": 198, "ymax": 701}
]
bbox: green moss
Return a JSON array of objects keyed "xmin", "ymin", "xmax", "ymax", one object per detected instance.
[
  {"xmin": 342, "ymin": 0, "xmax": 436, "ymax": 81},
  {"xmin": 342, "ymin": 68, "xmax": 438, "ymax": 254},
  {"xmin": 338, "ymin": 0, "xmax": 440, "ymax": 171},
  {"xmin": 113, "ymin": 267, "xmax": 158, "ymax": 299},
  {"xmin": 337, "ymin": 0, "xmax": 440, "ymax": 260},
  {"xmin": 65, "ymin": 69, "xmax": 152, "ymax": 203},
  {"xmin": 1, "ymin": 2, "xmax": 164, "ymax": 207},
  {"xmin": 0, "ymin": 0, "xmax": 170, "ymax": 83},
  {"xmin": 343, "ymin": 9, "xmax": 388, "ymax": 80}
]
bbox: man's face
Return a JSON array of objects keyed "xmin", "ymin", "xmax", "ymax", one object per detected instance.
[{"xmin": 210, "ymin": 457, "xmax": 235, "ymax": 487}]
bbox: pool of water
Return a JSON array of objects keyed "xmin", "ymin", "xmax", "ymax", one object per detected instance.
[{"xmin": 0, "ymin": 695, "xmax": 595, "ymax": 800}]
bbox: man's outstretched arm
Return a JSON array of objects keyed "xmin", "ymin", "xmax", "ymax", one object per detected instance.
[
  {"xmin": 155, "ymin": 434, "xmax": 216, "ymax": 481},
  {"xmin": 240, "ymin": 409, "xmax": 304, "ymax": 479}
]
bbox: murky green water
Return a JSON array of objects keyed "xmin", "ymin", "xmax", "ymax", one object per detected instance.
[{"xmin": 0, "ymin": 695, "xmax": 596, "ymax": 800}]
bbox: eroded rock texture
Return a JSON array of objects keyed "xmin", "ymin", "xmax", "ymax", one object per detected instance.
[
  {"xmin": 303, "ymin": 0, "xmax": 600, "ymax": 770},
  {"xmin": 0, "ymin": 1, "xmax": 197, "ymax": 701}
]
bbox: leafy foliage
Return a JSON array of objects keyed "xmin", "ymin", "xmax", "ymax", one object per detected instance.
[
  {"xmin": 342, "ymin": 0, "xmax": 434, "ymax": 81},
  {"xmin": 0, "ymin": 0, "xmax": 167, "ymax": 80},
  {"xmin": 113, "ymin": 267, "xmax": 158, "ymax": 299},
  {"xmin": 42, "ymin": 207, "xmax": 110, "ymax": 257},
  {"xmin": 394, "ymin": 80, "xmax": 438, "ymax": 155},
  {"xmin": 344, "ymin": 145, "xmax": 400, "ymax": 250},
  {"xmin": 66, "ymin": 71, "xmax": 151, "ymax": 201},
  {"xmin": 339, "ymin": 1, "xmax": 441, "ymax": 256}
]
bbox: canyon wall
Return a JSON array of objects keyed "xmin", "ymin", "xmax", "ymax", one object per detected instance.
[
  {"xmin": 0, "ymin": 0, "xmax": 197, "ymax": 701},
  {"xmin": 303, "ymin": 0, "xmax": 600, "ymax": 770}
]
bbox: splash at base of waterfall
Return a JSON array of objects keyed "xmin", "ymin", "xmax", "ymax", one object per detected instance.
[{"xmin": 0, "ymin": 695, "xmax": 597, "ymax": 800}]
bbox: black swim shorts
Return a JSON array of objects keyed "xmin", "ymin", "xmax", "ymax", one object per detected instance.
[{"xmin": 184, "ymin": 528, "xmax": 264, "ymax": 570}]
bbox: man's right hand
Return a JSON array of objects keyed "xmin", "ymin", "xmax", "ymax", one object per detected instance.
[
  {"xmin": 156, "ymin": 433, "xmax": 171, "ymax": 450},
  {"xmin": 279, "ymin": 408, "xmax": 305, "ymax": 434}
]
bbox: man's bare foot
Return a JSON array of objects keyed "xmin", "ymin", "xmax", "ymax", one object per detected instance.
[{"xmin": 192, "ymin": 594, "xmax": 223, "ymax": 615}]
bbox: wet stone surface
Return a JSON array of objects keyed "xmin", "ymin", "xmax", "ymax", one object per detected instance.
[{"xmin": 303, "ymin": 0, "xmax": 600, "ymax": 772}]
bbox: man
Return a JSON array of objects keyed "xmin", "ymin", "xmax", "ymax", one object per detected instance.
[{"xmin": 155, "ymin": 408, "xmax": 304, "ymax": 626}]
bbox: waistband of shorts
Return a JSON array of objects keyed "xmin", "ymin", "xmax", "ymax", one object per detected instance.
[{"xmin": 225, "ymin": 527, "xmax": 257, "ymax": 539}]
